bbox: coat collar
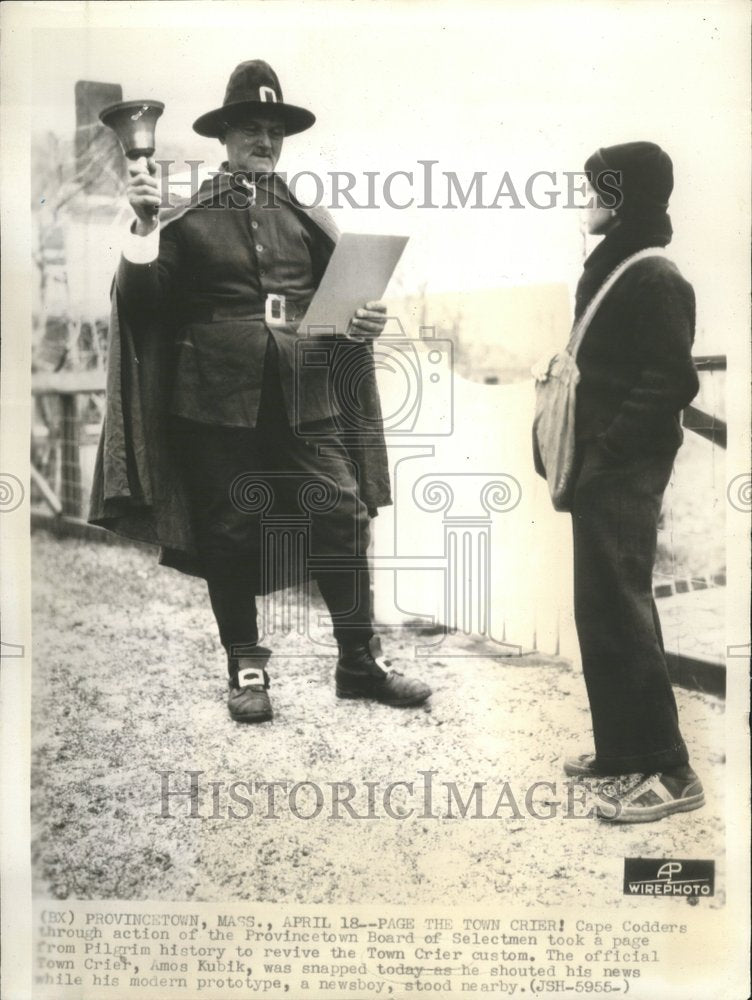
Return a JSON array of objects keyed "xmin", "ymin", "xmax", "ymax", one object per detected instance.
[
  {"xmin": 159, "ymin": 166, "xmax": 339, "ymax": 246},
  {"xmin": 575, "ymin": 214, "xmax": 673, "ymax": 317}
]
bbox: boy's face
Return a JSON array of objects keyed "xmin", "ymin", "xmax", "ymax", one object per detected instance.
[{"xmin": 583, "ymin": 179, "xmax": 618, "ymax": 236}]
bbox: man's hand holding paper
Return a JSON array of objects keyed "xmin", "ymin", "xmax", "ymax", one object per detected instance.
[{"xmin": 348, "ymin": 300, "xmax": 388, "ymax": 340}]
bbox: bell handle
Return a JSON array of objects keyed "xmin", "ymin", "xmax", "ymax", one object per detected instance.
[{"xmin": 126, "ymin": 152, "xmax": 159, "ymax": 217}]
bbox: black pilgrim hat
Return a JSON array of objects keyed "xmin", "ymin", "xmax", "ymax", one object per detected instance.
[{"xmin": 193, "ymin": 60, "xmax": 315, "ymax": 138}]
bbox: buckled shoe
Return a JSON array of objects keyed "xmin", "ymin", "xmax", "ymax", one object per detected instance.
[{"xmin": 227, "ymin": 647, "xmax": 273, "ymax": 723}]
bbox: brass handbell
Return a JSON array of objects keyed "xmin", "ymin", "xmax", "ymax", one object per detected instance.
[
  {"xmin": 100, "ymin": 99, "xmax": 164, "ymax": 214},
  {"xmin": 99, "ymin": 99, "xmax": 164, "ymax": 162}
]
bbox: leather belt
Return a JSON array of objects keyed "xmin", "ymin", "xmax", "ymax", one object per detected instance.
[{"xmin": 204, "ymin": 294, "xmax": 309, "ymax": 326}]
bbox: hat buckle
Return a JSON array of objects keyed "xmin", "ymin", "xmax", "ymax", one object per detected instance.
[{"xmin": 193, "ymin": 59, "xmax": 315, "ymax": 139}]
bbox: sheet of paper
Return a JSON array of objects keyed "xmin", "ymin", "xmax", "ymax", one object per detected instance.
[{"xmin": 298, "ymin": 232, "xmax": 408, "ymax": 335}]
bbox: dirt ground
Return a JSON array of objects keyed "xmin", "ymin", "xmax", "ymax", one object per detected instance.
[{"xmin": 30, "ymin": 531, "xmax": 726, "ymax": 909}]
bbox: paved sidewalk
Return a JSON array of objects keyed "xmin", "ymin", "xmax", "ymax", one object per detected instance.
[{"xmin": 31, "ymin": 532, "xmax": 725, "ymax": 908}]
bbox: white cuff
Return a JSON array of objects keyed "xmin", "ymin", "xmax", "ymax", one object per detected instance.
[{"xmin": 122, "ymin": 222, "xmax": 160, "ymax": 264}]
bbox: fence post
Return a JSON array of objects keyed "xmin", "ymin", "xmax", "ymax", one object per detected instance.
[{"xmin": 59, "ymin": 393, "xmax": 82, "ymax": 516}]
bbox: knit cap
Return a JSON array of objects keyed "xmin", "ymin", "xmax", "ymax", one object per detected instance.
[{"xmin": 585, "ymin": 141, "xmax": 673, "ymax": 217}]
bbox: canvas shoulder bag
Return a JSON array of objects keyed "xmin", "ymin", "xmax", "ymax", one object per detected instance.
[{"xmin": 532, "ymin": 248, "xmax": 666, "ymax": 512}]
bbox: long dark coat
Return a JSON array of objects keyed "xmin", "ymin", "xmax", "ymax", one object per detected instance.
[{"xmin": 88, "ymin": 172, "xmax": 392, "ymax": 581}]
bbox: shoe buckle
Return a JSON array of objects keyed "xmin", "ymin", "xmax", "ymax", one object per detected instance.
[
  {"xmin": 265, "ymin": 293, "xmax": 286, "ymax": 326},
  {"xmin": 237, "ymin": 665, "xmax": 266, "ymax": 689}
]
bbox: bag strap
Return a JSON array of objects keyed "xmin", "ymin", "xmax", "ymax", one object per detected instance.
[{"xmin": 567, "ymin": 247, "xmax": 668, "ymax": 358}]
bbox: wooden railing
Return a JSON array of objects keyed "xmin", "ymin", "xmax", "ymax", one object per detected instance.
[
  {"xmin": 31, "ymin": 368, "xmax": 105, "ymax": 518},
  {"xmin": 29, "ymin": 354, "xmax": 727, "ymax": 520},
  {"xmin": 30, "ymin": 355, "xmax": 728, "ymax": 675},
  {"xmin": 683, "ymin": 354, "xmax": 726, "ymax": 449}
]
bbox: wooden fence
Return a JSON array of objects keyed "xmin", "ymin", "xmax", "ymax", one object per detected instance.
[{"xmin": 31, "ymin": 357, "xmax": 727, "ymax": 681}]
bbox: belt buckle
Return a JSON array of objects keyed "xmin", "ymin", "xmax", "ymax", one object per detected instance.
[{"xmin": 265, "ymin": 294, "xmax": 286, "ymax": 326}]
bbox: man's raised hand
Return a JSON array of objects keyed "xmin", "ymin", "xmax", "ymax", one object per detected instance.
[{"xmin": 127, "ymin": 156, "xmax": 160, "ymax": 233}]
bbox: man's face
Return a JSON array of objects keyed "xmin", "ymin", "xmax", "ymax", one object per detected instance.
[{"xmin": 222, "ymin": 116, "xmax": 285, "ymax": 175}]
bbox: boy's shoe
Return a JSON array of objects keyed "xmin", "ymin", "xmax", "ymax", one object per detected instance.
[
  {"xmin": 227, "ymin": 647, "xmax": 273, "ymax": 723},
  {"xmin": 595, "ymin": 770, "xmax": 705, "ymax": 823},
  {"xmin": 335, "ymin": 640, "xmax": 431, "ymax": 707},
  {"xmin": 563, "ymin": 752, "xmax": 600, "ymax": 778}
]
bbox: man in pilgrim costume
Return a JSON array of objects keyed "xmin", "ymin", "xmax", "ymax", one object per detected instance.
[
  {"xmin": 559, "ymin": 141, "xmax": 704, "ymax": 822},
  {"xmin": 90, "ymin": 60, "xmax": 431, "ymax": 722}
]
